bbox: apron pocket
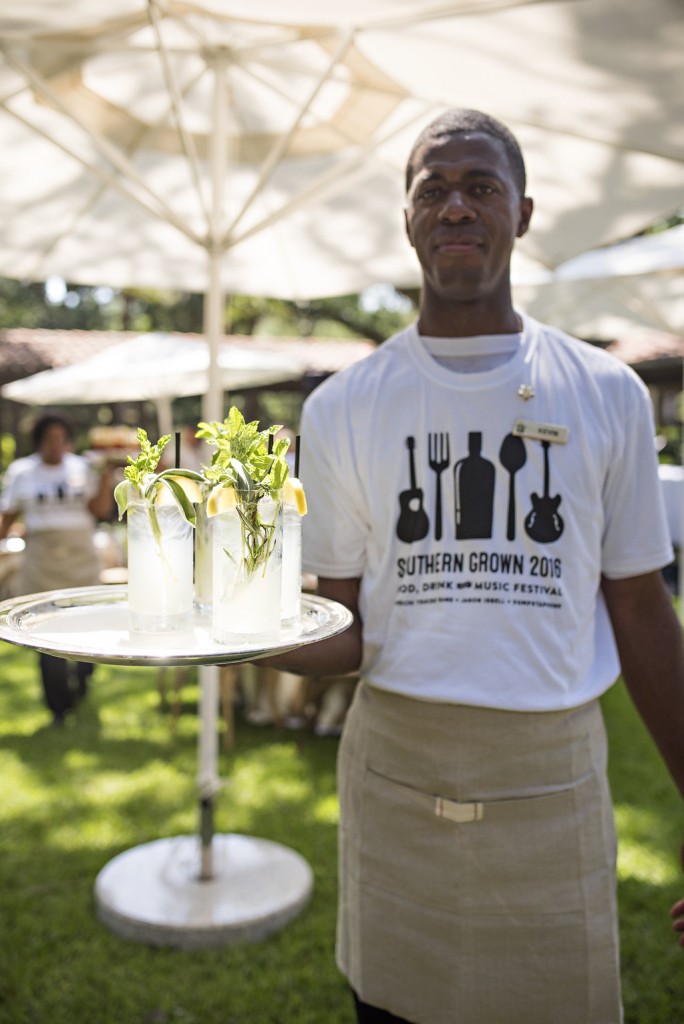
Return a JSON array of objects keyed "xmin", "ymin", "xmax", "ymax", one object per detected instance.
[{"xmin": 359, "ymin": 765, "xmax": 609, "ymax": 916}]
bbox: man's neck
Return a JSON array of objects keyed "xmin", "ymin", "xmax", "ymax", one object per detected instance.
[{"xmin": 417, "ymin": 295, "xmax": 521, "ymax": 338}]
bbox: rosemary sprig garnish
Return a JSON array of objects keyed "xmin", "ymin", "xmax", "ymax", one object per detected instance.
[{"xmin": 197, "ymin": 408, "xmax": 290, "ymax": 578}]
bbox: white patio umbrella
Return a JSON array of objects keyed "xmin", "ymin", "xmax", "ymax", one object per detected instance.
[
  {"xmin": 514, "ymin": 223, "xmax": 684, "ymax": 339},
  {"xmin": 548, "ymin": 223, "xmax": 684, "ymax": 283},
  {"xmin": 1, "ymin": 332, "xmax": 301, "ymax": 435},
  {"xmin": 1, "ymin": 0, "xmax": 684, "ymax": 421}
]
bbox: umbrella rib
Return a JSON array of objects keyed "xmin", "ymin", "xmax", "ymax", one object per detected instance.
[
  {"xmin": 224, "ymin": 28, "xmax": 356, "ymax": 241},
  {"xmin": 357, "ymin": 0, "xmax": 567, "ymax": 30},
  {"xmin": 0, "ymin": 97, "xmax": 196, "ymax": 277},
  {"xmin": 1, "ymin": 44, "xmax": 205, "ymax": 248},
  {"xmin": 226, "ymin": 104, "xmax": 430, "ymax": 250},
  {"xmin": 148, "ymin": 0, "xmax": 211, "ymax": 227}
]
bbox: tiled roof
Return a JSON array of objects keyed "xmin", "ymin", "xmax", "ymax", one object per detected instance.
[
  {"xmin": 0, "ymin": 329, "xmax": 130, "ymax": 382},
  {"xmin": 0, "ymin": 328, "xmax": 376, "ymax": 387},
  {"xmin": 605, "ymin": 329, "xmax": 684, "ymax": 367},
  {"xmin": 4, "ymin": 325, "xmax": 680, "ymax": 389}
]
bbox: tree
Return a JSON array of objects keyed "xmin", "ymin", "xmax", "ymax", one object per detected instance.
[{"xmin": 0, "ymin": 279, "xmax": 416, "ymax": 342}]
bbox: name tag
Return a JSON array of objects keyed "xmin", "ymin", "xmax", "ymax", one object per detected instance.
[{"xmin": 512, "ymin": 420, "xmax": 569, "ymax": 444}]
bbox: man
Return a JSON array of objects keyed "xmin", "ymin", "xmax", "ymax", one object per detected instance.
[{"xmin": 271, "ymin": 110, "xmax": 684, "ymax": 1023}]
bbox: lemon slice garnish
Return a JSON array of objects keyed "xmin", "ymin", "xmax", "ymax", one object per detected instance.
[
  {"xmin": 154, "ymin": 474, "xmax": 204, "ymax": 506},
  {"xmin": 283, "ymin": 477, "xmax": 307, "ymax": 516},
  {"xmin": 206, "ymin": 484, "xmax": 238, "ymax": 517}
]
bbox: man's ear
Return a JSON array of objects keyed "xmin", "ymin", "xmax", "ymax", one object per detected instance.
[
  {"xmin": 516, "ymin": 196, "xmax": 534, "ymax": 239},
  {"xmin": 404, "ymin": 207, "xmax": 415, "ymax": 249}
]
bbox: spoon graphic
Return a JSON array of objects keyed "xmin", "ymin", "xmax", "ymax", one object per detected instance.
[{"xmin": 499, "ymin": 433, "xmax": 527, "ymax": 541}]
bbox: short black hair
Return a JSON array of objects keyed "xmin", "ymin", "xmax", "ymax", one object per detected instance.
[
  {"xmin": 32, "ymin": 411, "xmax": 73, "ymax": 451},
  {"xmin": 405, "ymin": 109, "xmax": 527, "ymax": 195}
]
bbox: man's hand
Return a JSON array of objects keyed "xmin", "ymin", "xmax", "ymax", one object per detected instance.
[{"xmin": 259, "ymin": 576, "xmax": 362, "ymax": 678}]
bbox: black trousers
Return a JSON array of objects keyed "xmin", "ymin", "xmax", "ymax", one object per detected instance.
[
  {"xmin": 39, "ymin": 654, "xmax": 93, "ymax": 718},
  {"xmin": 353, "ymin": 992, "xmax": 412, "ymax": 1024}
]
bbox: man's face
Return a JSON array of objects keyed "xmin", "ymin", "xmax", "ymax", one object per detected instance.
[
  {"xmin": 38, "ymin": 424, "xmax": 70, "ymax": 465},
  {"xmin": 404, "ymin": 131, "xmax": 533, "ymax": 308}
]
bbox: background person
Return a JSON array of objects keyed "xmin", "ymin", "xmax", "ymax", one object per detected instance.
[
  {"xmin": 0, "ymin": 411, "xmax": 114, "ymax": 725},
  {"xmin": 266, "ymin": 108, "xmax": 684, "ymax": 1023}
]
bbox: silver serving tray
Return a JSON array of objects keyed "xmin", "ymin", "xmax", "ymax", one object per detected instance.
[{"xmin": 0, "ymin": 585, "xmax": 352, "ymax": 667}]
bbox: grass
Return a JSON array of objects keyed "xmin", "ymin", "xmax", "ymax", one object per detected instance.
[{"xmin": 0, "ymin": 642, "xmax": 683, "ymax": 1023}]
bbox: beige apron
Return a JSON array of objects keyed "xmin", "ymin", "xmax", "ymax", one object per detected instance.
[
  {"xmin": 18, "ymin": 528, "xmax": 100, "ymax": 596},
  {"xmin": 337, "ymin": 682, "xmax": 623, "ymax": 1024}
]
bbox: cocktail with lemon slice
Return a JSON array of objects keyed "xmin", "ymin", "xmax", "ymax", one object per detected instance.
[
  {"xmin": 198, "ymin": 409, "xmax": 289, "ymax": 644},
  {"xmin": 115, "ymin": 429, "xmax": 204, "ymax": 634},
  {"xmin": 281, "ymin": 474, "xmax": 307, "ymax": 628}
]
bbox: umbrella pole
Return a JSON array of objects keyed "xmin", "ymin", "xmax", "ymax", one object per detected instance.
[
  {"xmin": 197, "ymin": 664, "xmax": 221, "ymax": 880},
  {"xmin": 155, "ymin": 395, "xmax": 174, "ymax": 438},
  {"xmin": 196, "ymin": 53, "xmax": 229, "ymax": 881},
  {"xmin": 201, "ymin": 47, "xmax": 228, "ymax": 427}
]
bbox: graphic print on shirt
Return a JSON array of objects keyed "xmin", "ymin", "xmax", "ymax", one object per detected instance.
[
  {"xmin": 427, "ymin": 433, "xmax": 449, "ymax": 540},
  {"xmin": 499, "ymin": 433, "xmax": 527, "ymax": 541},
  {"xmin": 394, "ymin": 430, "xmax": 566, "ymax": 615},
  {"xmin": 524, "ymin": 440, "xmax": 564, "ymax": 543},
  {"xmin": 453, "ymin": 431, "xmax": 495, "ymax": 540},
  {"xmin": 35, "ymin": 477, "xmax": 85, "ymax": 507},
  {"xmin": 396, "ymin": 436, "xmax": 430, "ymax": 542}
]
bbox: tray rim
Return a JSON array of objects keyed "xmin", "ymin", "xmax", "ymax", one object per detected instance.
[{"xmin": 0, "ymin": 584, "xmax": 352, "ymax": 667}]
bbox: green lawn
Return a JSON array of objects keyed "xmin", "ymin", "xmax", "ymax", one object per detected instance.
[{"xmin": 0, "ymin": 643, "xmax": 682, "ymax": 1024}]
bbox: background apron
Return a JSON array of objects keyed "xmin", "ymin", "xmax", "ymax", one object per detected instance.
[
  {"xmin": 18, "ymin": 528, "xmax": 100, "ymax": 595},
  {"xmin": 337, "ymin": 682, "xmax": 623, "ymax": 1024}
]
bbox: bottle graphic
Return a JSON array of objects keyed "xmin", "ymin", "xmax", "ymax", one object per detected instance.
[{"xmin": 454, "ymin": 431, "xmax": 495, "ymax": 539}]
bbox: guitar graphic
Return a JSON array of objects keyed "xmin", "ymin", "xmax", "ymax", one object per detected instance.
[
  {"xmin": 396, "ymin": 436, "xmax": 429, "ymax": 542},
  {"xmin": 524, "ymin": 440, "xmax": 564, "ymax": 543}
]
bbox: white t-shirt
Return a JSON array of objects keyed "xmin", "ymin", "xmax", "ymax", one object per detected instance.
[
  {"xmin": 0, "ymin": 452, "xmax": 98, "ymax": 533},
  {"xmin": 658, "ymin": 463, "xmax": 683, "ymax": 548},
  {"xmin": 300, "ymin": 314, "xmax": 673, "ymax": 712}
]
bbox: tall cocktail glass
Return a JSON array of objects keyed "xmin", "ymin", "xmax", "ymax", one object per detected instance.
[
  {"xmin": 281, "ymin": 502, "xmax": 302, "ymax": 628},
  {"xmin": 127, "ymin": 499, "xmax": 194, "ymax": 633},
  {"xmin": 211, "ymin": 495, "xmax": 283, "ymax": 644},
  {"xmin": 194, "ymin": 497, "xmax": 213, "ymax": 614}
]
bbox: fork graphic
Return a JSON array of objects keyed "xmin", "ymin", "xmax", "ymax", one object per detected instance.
[{"xmin": 428, "ymin": 432, "xmax": 450, "ymax": 540}]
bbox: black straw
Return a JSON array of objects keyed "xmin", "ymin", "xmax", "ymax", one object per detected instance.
[
  {"xmin": 294, "ymin": 435, "xmax": 300, "ymax": 478},
  {"xmin": 175, "ymin": 430, "xmax": 181, "ymax": 468}
]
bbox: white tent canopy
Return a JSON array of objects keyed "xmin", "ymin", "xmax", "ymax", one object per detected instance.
[
  {"xmin": 515, "ymin": 223, "xmax": 684, "ymax": 340},
  {"xmin": 0, "ymin": 332, "xmax": 301, "ymax": 434},
  {"xmin": 546, "ymin": 223, "xmax": 684, "ymax": 283}
]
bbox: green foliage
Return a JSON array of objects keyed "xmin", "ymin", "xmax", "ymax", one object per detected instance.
[
  {"xmin": 0, "ymin": 433, "xmax": 15, "ymax": 468},
  {"xmin": 114, "ymin": 429, "xmax": 204, "ymax": 538},
  {"xmin": 197, "ymin": 407, "xmax": 290, "ymax": 496},
  {"xmin": 0, "ymin": 278, "xmax": 414, "ymax": 341},
  {"xmin": 123, "ymin": 429, "xmax": 172, "ymax": 493}
]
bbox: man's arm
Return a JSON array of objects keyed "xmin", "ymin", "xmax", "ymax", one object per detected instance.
[
  {"xmin": 601, "ymin": 569, "xmax": 684, "ymax": 947},
  {"xmin": 87, "ymin": 462, "xmax": 115, "ymax": 521},
  {"xmin": 601, "ymin": 570, "xmax": 684, "ymax": 797},
  {"xmin": 0, "ymin": 511, "xmax": 20, "ymax": 540},
  {"xmin": 261, "ymin": 576, "xmax": 363, "ymax": 678}
]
